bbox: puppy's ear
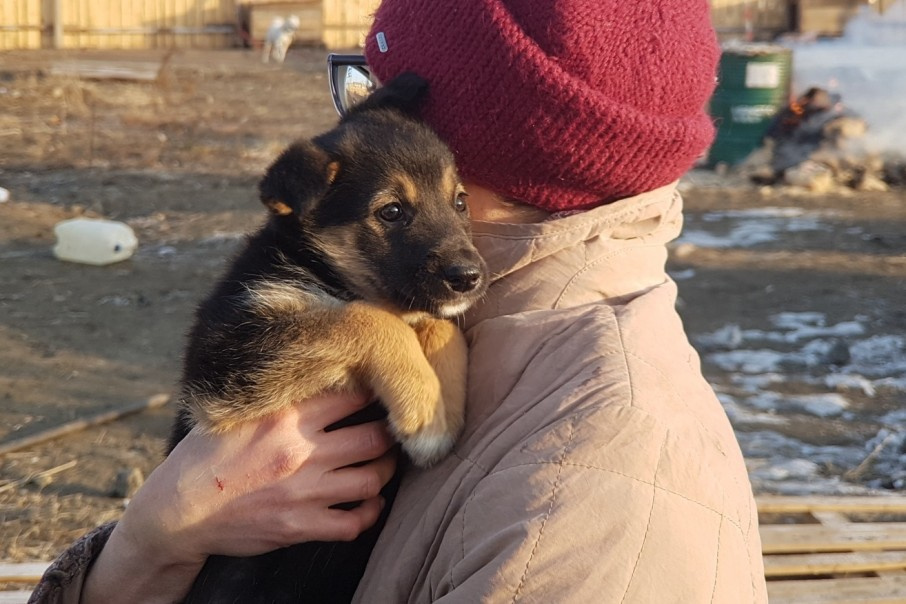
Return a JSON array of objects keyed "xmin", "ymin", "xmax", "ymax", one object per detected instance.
[
  {"xmin": 259, "ymin": 140, "xmax": 339, "ymax": 216},
  {"xmin": 345, "ymin": 71, "xmax": 428, "ymax": 118}
]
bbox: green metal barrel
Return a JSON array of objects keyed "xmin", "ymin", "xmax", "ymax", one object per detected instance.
[{"xmin": 706, "ymin": 44, "xmax": 793, "ymax": 166}]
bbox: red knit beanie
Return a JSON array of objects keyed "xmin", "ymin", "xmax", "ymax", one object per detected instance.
[{"xmin": 364, "ymin": 0, "xmax": 720, "ymax": 211}]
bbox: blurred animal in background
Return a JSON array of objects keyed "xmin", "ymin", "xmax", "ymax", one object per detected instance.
[
  {"xmin": 764, "ymin": 87, "xmax": 864, "ymax": 175},
  {"xmin": 262, "ymin": 15, "xmax": 301, "ymax": 64},
  {"xmin": 745, "ymin": 87, "xmax": 881, "ymax": 191}
]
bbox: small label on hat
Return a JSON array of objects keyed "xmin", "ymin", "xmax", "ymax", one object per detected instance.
[{"xmin": 376, "ymin": 32, "xmax": 388, "ymax": 53}]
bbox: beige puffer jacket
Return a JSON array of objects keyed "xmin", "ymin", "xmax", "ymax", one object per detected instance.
[
  {"xmin": 352, "ymin": 183, "xmax": 767, "ymax": 603},
  {"xmin": 30, "ymin": 184, "xmax": 766, "ymax": 604}
]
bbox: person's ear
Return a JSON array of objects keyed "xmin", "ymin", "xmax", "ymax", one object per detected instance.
[{"xmin": 258, "ymin": 140, "xmax": 340, "ymax": 216}]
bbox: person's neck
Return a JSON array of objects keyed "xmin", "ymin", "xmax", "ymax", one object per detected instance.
[{"xmin": 464, "ymin": 181, "xmax": 550, "ymax": 224}]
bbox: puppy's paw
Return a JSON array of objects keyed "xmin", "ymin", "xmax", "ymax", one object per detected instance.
[
  {"xmin": 412, "ymin": 318, "xmax": 468, "ymax": 447},
  {"xmin": 385, "ymin": 377, "xmax": 459, "ymax": 468},
  {"xmin": 399, "ymin": 424, "xmax": 458, "ymax": 468},
  {"xmin": 356, "ymin": 307, "xmax": 464, "ymax": 467}
]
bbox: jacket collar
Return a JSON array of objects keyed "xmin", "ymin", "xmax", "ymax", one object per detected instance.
[{"xmin": 464, "ymin": 183, "xmax": 683, "ymax": 329}]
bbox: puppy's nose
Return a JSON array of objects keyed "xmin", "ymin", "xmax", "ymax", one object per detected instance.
[{"xmin": 444, "ymin": 265, "xmax": 482, "ymax": 293}]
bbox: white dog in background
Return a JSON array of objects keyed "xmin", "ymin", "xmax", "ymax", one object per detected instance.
[{"xmin": 262, "ymin": 15, "xmax": 301, "ymax": 64}]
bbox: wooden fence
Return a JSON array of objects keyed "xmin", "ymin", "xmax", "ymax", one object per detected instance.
[
  {"xmin": 710, "ymin": 0, "xmax": 892, "ymax": 39},
  {"xmin": 1, "ymin": 1, "xmax": 889, "ymax": 51},
  {"xmin": 0, "ymin": 0, "xmax": 43, "ymax": 49},
  {"xmin": 0, "ymin": 0, "xmax": 379, "ymax": 50},
  {"xmin": 710, "ymin": 0, "xmax": 793, "ymax": 39},
  {"xmin": 322, "ymin": 0, "xmax": 378, "ymax": 49}
]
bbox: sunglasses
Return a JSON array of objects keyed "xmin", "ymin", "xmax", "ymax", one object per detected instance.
[{"xmin": 327, "ymin": 53, "xmax": 381, "ymax": 117}]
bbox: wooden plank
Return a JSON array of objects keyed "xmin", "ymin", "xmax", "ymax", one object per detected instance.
[
  {"xmin": 758, "ymin": 495, "xmax": 906, "ymax": 515},
  {"xmin": 760, "ymin": 523, "xmax": 906, "ymax": 554},
  {"xmin": 759, "ymin": 497, "xmax": 906, "ymax": 601},
  {"xmin": 0, "ymin": 562, "xmax": 49, "ymax": 582},
  {"xmin": 812, "ymin": 511, "xmax": 852, "ymax": 527},
  {"xmin": 765, "ymin": 550, "xmax": 906, "ymax": 577},
  {"xmin": 0, "ymin": 394, "xmax": 170, "ymax": 456},
  {"xmin": 0, "ymin": 460, "xmax": 78, "ymax": 495},
  {"xmin": 49, "ymin": 60, "xmax": 162, "ymax": 81},
  {"xmin": 50, "ymin": 61, "xmax": 160, "ymax": 82},
  {"xmin": 25, "ymin": 0, "xmax": 40, "ymax": 48},
  {"xmin": 767, "ymin": 574, "xmax": 906, "ymax": 604},
  {"xmin": 0, "ymin": 593, "xmax": 32, "ymax": 604}
]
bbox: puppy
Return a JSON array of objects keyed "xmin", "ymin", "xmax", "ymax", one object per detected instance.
[
  {"xmin": 172, "ymin": 73, "xmax": 487, "ymax": 602},
  {"xmin": 262, "ymin": 15, "xmax": 300, "ymax": 64}
]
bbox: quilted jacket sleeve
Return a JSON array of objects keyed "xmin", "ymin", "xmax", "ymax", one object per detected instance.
[
  {"xmin": 437, "ymin": 409, "xmax": 766, "ymax": 603},
  {"xmin": 28, "ymin": 522, "xmax": 116, "ymax": 604}
]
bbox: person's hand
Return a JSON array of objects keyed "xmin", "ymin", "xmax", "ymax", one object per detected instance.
[
  {"xmin": 131, "ymin": 390, "xmax": 396, "ymax": 561},
  {"xmin": 83, "ymin": 391, "xmax": 396, "ymax": 603}
]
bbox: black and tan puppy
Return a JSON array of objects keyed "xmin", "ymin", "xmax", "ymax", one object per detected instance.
[
  {"xmin": 170, "ymin": 74, "xmax": 487, "ymax": 602},
  {"xmin": 170, "ymin": 74, "xmax": 486, "ymax": 463}
]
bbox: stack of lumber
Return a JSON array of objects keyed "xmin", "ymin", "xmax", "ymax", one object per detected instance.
[{"xmin": 759, "ymin": 495, "xmax": 906, "ymax": 603}]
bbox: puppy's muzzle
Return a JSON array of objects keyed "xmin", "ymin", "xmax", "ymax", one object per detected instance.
[{"xmin": 444, "ymin": 263, "xmax": 483, "ymax": 293}]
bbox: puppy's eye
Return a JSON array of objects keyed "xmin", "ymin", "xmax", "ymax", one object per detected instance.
[
  {"xmin": 454, "ymin": 194, "xmax": 468, "ymax": 213},
  {"xmin": 378, "ymin": 202, "xmax": 404, "ymax": 223}
]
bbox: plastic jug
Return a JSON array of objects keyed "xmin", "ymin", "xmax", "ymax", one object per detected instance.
[{"xmin": 52, "ymin": 218, "xmax": 138, "ymax": 266}]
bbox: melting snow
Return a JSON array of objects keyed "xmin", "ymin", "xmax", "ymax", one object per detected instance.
[
  {"xmin": 668, "ymin": 268, "xmax": 696, "ymax": 281},
  {"xmin": 709, "ymin": 349, "xmax": 787, "ymax": 373},
  {"xmin": 717, "ymin": 393, "xmax": 788, "ymax": 425},
  {"xmin": 848, "ymin": 335, "xmax": 906, "ymax": 376},
  {"xmin": 694, "ymin": 309, "xmax": 906, "ymax": 494},
  {"xmin": 749, "ymin": 391, "xmax": 851, "ymax": 418},
  {"xmin": 825, "ymin": 374, "xmax": 877, "ymax": 397},
  {"xmin": 678, "ymin": 208, "xmax": 833, "ymax": 249}
]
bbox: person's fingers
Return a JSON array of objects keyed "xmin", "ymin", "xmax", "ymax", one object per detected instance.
[
  {"xmin": 273, "ymin": 496, "xmax": 385, "ymax": 544},
  {"xmin": 295, "ymin": 390, "xmax": 373, "ymax": 430},
  {"xmin": 359, "ymin": 450, "xmax": 398, "ymax": 487},
  {"xmin": 310, "ymin": 496, "xmax": 386, "ymax": 542},
  {"xmin": 313, "ymin": 420, "xmax": 395, "ymax": 468},
  {"xmin": 309, "ymin": 451, "xmax": 397, "ymax": 503}
]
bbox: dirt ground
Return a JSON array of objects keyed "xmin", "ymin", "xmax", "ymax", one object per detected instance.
[{"xmin": 1, "ymin": 48, "xmax": 904, "ymax": 572}]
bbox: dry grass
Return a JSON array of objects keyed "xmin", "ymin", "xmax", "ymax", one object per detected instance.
[{"xmin": 0, "ymin": 48, "xmax": 336, "ymax": 175}]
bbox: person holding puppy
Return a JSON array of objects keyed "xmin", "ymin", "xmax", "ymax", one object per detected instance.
[{"xmin": 31, "ymin": 1, "xmax": 768, "ymax": 602}]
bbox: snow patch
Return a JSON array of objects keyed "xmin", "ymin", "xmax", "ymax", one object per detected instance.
[
  {"xmin": 847, "ymin": 335, "xmax": 906, "ymax": 376},
  {"xmin": 709, "ymin": 349, "xmax": 786, "ymax": 373},
  {"xmin": 748, "ymin": 391, "xmax": 850, "ymax": 418},
  {"xmin": 679, "ymin": 208, "xmax": 832, "ymax": 249},
  {"xmin": 718, "ymin": 393, "xmax": 788, "ymax": 425},
  {"xmin": 668, "ymin": 268, "xmax": 696, "ymax": 281},
  {"xmin": 825, "ymin": 374, "xmax": 877, "ymax": 397}
]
